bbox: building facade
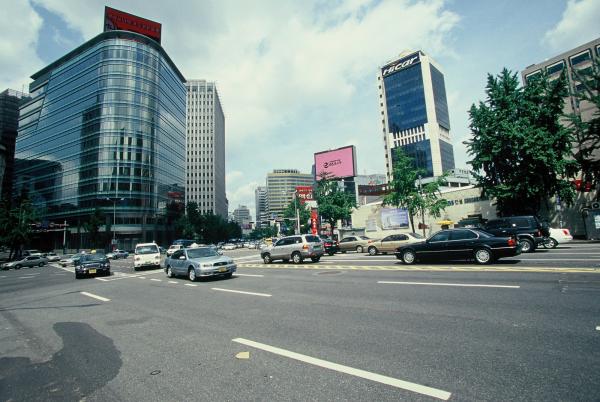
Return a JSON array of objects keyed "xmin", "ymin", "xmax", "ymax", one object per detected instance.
[
  {"xmin": 522, "ymin": 37, "xmax": 600, "ymax": 123},
  {"xmin": 14, "ymin": 30, "xmax": 186, "ymax": 250},
  {"xmin": 255, "ymin": 186, "xmax": 268, "ymax": 227},
  {"xmin": 0, "ymin": 89, "xmax": 29, "ymax": 201},
  {"xmin": 232, "ymin": 204, "xmax": 251, "ymax": 226},
  {"xmin": 266, "ymin": 169, "xmax": 313, "ymax": 219},
  {"xmin": 378, "ymin": 50, "xmax": 455, "ymax": 181},
  {"xmin": 185, "ymin": 80, "xmax": 227, "ymax": 218}
]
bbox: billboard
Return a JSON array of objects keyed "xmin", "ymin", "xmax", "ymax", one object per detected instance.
[
  {"xmin": 314, "ymin": 145, "xmax": 356, "ymax": 180},
  {"xmin": 295, "ymin": 186, "xmax": 313, "ymax": 203},
  {"xmin": 381, "ymin": 52, "xmax": 421, "ymax": 77},
  {"xmin": 380, "ymin": 208, "xmax": 409, "ymax": 229},
  {"xmin": 104, "ymin": 7, "xmax": 162, "ymax": 44}
]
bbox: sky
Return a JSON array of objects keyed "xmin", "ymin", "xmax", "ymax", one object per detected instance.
[{"xmin": 1, "ymin": 0, "xmax": 599, "ymax": 220}]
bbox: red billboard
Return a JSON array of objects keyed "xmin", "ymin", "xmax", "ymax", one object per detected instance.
[
  {"xmin": 295, "ymin": 186, "xmax": 314, "ymax": 204},
  {"xmin": 314, "ymin": 145, "xmax": 357, "ymax": 180},
  {"xmin": 104, "ymin": 7, "xmax": 162, "ymax": 44}
]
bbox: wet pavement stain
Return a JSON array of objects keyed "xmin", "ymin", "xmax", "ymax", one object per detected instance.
[{"xmin": 0, "ymin": 322, "xmax": 122, "ymax": 401}]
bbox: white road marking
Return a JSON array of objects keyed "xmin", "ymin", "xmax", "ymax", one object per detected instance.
[
  {"xmin": 234, "ymin": 273, "xmax": 264, "ymax": 277},
  {"xmin": 212, "ymin": 288, "xmax": 271, "ymax": 297},
  {"xmin": 19, "ymin": 276, "xmax": 35, "ymax": 279},
  {"xmin": 378, "ymin": 281, "xmax": 520, "ymax": 289},
  {"xmin": 150, "ymin": 278, "xmax": 161, "ymax": 282},
  {"xmin": 596, "ymin": 326, "xmax": 600, "ymax": 331},
  {"xmin": 95, "ymin": 277, "xmax": 110, "ymax": 282},
  {"xmin": 138, "ymin": 277, "xmax": 146, "ymax": 279},
  {"xmin": 80, "ymin": 291, "xmax": 110, "ymax": 302},
  {"xmin": 168, "ymin": 281, "xmax": 177, "ymax": 284},
  {"xmin": 232, "ymin": 338, "xmax": 451, "ymax": 400},
  {"xmin": 184, "ymin": 283, "xmax": 197, "ymax": 287}
]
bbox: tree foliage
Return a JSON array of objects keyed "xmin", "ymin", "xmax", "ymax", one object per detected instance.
[
  {"xmin": 0, "ymin": 198, "xmax": 39, "ymax": 259},
  {"xmin": 465, "ymin": 68, "xmax": 577, "ymax": 216},
  {"xmin": 383, "ymin": 148, "xmax": 448, "ymax": 234},
  {"xmin": 314, "ymin": 174, "xmax": 356, "ymax": 229},
  {"xmin": 567, "ymin": 58, "xmax": 600, "ymax": 193},
  {"xmin": 175, "ymin": 202, "xmax": 242, "ymax": 243},
  {"xmin": 82, "ymin": 207, "xmax": 107, "ymax": 248},
  {"xmin": 282, "ymin": 197, "xmax": 312, "ymax": 235},
  {"xmin": 248, "ymin": 226, "xmax": 278, "ymax": 240}
]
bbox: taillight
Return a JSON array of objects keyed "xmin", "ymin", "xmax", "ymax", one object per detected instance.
[
  {"xmin": 562, "ymin": 229, "xmax": 570, "ymax": 236},
  {"xmin": 536, "ymin": 230, "xmax": 541, "ymax": 237},
  {"xmin": 303, "ymin": 244, "xmax": 309, "ymax": 250},
  {"xmin": 508, "ymin": 238, "xmax": 516, "ymax": 247}
]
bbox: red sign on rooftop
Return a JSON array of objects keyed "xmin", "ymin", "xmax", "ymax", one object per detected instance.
[{"xmin": 104, "ymin": 6, "xmax": 162, "ymax": 44}]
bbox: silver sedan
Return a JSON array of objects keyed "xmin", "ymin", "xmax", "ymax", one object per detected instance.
[{"xmin": 164, "ymin": 246, "xmax": 236, "ymax": 281}]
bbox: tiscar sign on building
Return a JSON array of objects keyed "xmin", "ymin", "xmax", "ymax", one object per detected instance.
[{"xmin": 104, "ymin": 6, "xmax": 162, "ymax": 44}]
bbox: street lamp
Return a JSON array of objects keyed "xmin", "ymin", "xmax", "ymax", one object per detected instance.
[
  {"xmin": 418, "ymin": 174, "xmax": 426, "ymax": 237},
  {"xmin": 106, "ymin": 197, "xmax": 125, "ymax": 243}
]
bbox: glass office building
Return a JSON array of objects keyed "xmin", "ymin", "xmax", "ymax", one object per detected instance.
[
  {"xmin": 378, "ymin": 50, "xmax": 455, "ymax": 180},
  {"xmin": 15, "ymin": 30, "xmax": 186, "ymax": 250}
]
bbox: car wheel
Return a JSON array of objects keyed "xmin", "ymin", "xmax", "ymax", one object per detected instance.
[
  {"xmin": 327, "ymin": 252, "xmax": 335, "ymax": 256},
  {"xmin": 75, "ymin": 273, "xmax": 82, "ymax": 279},
  {"xmin": 356, "ymin": 245, "xmax": 363, "ymax": 253},
  {"xmin": 166, "ymin": 266, "xmax": 173, "ymax": 278},
  {"xmin": 291, "ymin": 252, "xmax": 303, "ymax": 264},
  {"xmin": 15, "ymin": 264, "xmax": 21, "ymax": 269},
  {"xmin": 474, "ymin": 248, "xmax": 492, "ymax": 264},
  {"xmin": 544, "ymin": 237, "xmax": 558, "ymax": 249},
  {"xmin": 368, "ymin": 246, "xmax": 377, "ymax": 256},
  {"xmin": 224, "ymin": 272, "xmax": 233, "ymax": 279},
  {"xmin": 401, "ymin": 250, "xmax": 416, "ymax": 264},
  {"xmin": 311, "ymin": 256, "xmax": 320, "ymax": 263},
  {"xmin": 188, "ymin": 267, "xmax": 197, "ymax": 282},
  {"xmin": 38, "ymin": 262, "xmax": 44, "ymax": 267},
  {"xmin": 519, "ymin": 238, "xmax": 534, "ymax": 253},
  {"xmin": 263, "ymin": 254, "xmax": 272, "ymax": 264}
]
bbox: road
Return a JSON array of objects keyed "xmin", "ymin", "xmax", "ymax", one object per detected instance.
[{"xmin": 1, "ymin": 243, "xmax": 599, "ymax": 401}]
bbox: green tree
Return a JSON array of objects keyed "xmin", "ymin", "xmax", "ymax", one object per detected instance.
[
  {"xmin": 383, "ymin": 148, "xmax": 448, "ymax": 234},
  {"xmin": 282, "ymin": 197, "xmax": 311, "ymax": 234},
  {"xmin": 314, "ymin": 174, "xmax": 357, "ymax": 231},
  {"xmin": 0, "ymin": 198, "xmax": 39, "ymax": 259},
  {"xmin": 466, "ymin": 68, "xmax": 577, "ymax": 216},
  {"xmin": 567, "ymin": 58, "xmax": 600, "ymax": 194}
]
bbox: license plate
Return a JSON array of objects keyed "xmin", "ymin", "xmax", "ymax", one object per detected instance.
[
  {"xmin": 89, "ymin": 269, "xmax": 96, "ymax": 274},
  {"xmin": 314, "ymin": 245, "xmax": 321, "ymax": 249},
  {"xmin": 218, "ymin": 267, "xmax": 227, "ymax": 272}
]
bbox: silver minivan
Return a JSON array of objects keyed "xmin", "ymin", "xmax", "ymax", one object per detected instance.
[{"xmin": 260, "ymin": 235, "xmax": 324, "ymax": 264}]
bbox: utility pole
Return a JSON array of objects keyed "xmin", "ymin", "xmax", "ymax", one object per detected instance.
[
  {"xmin": 418, "ymin": 174, "xmax": 425, "ymax": 237},
  {"xmin": 63, "ymin": 220, "xmax": 67, "ymax": 254},
  {"xmin": 294, "ymin": 191, "xmax": 300, "ymax": 235}
]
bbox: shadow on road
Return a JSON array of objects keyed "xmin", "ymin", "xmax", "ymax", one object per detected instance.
[{"xmin": 0, "ymin": 322, "xmax": 122, "ymax": 400}]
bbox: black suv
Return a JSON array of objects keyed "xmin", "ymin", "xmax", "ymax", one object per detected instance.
[{"xmin": 482, "ymin": 216, "xmax": 549, "ymax": 253}]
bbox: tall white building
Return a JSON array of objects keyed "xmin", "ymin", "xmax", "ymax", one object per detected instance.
[
  {"xmin": 255, "ymin": 186, "xmax": 268, "ymax": 227},
  {"xmin": 378, "ymin": 50, "xmax": 455, "ymax": 181},
  {"xmin": 266, "ymin": 169, "xmax": 313, "ymax": 219},
  {"xmin": 233, "ymin": 205, "xmax": 252, "ymax": 226},
  {"xmin": 185, "ymin": 80, "xmax": 227, "ymax": 218}
]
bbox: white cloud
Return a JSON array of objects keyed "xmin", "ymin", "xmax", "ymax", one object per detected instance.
[
  {"xmin": 0, "ymin": 1, "xmax": 44, "ymax": 91},
  {"xmin": 544, "ymin": 0, "xmax": 600, "ymax": 51}
]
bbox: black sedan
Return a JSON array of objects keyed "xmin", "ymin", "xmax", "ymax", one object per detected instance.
[
  {"xmin": 320, "ymin": 237, "xmax": 340, "ymax": 256},
  {"xmin": 395, "ymin": 229, "xmax": 520, "ymax": 265},
  {"xmin": 75, "ymin": 253, "xmax": 111, "ymax": 278}
]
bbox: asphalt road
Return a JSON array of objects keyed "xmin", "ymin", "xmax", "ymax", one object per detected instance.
[{"xmin": 1, "ymin": 244, "xmax": 599, "ymax": 401}]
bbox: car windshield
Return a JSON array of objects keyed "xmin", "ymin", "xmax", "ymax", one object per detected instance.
[
  {"xmin": 80, "ymin": 254, "xmax": 107, "ymax": 262},
  {"xmin": 136, "ymin": 245, "xmax": 159, "ymax": 254},
  {"xmin": 409, "ymin": 232, "xmax": 425, "ymax": 239},
  {"xmin": 187, "ymin": 247, "xmax": 219, "ymax": 259},
  {"xmin": 304, "ymin": 235, "xmax": 321, "ymax": 243}
]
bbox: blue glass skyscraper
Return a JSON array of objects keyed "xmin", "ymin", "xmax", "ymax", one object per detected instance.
[
  {"xmin": 15, "ymin": 29, "xmax": 186, "ymax": 250},
  {"xmin": 378, "ymin": 50, "xmax": 455, "ymax": 180}
]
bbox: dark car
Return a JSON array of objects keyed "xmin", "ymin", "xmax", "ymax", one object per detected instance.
[
  {"xmin": 75, "ymin": 253, "xmax": 110, "ymax": 279},
  {"xmin": 395, "ymin": 228, "xmax": 520, "ymax": 265},
  {"xmin": 320, "ymin": 237, "xmax": 339, "ymax": 255},
  {"xmin": 482, "ymin": 216, "xmax": 549, "ymax": 253}
]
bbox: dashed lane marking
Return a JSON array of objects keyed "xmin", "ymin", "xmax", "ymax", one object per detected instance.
[
  {"xmin": 378, "ymin": 281, "xmax": 520, "ymax": 289},
  {"xmin": 168, "ymin": 281, "xmax": 177, "ymax": 284},
  {"xmin": 212, "ymin": 288, "xmax": 271, "ymax": 297},
  {"xmin": 232, "ymin": 338, "xmax": 451, "ymax": 400},
  {"xmin": 80, "ymin": 291, "xmax": 110, "ymax": 302},
  {"xmin": 184, "ymin": 283, "xmax": 197, "ymax": 287},
  {"xmin": 596, "ymin": 326, "xmax": 600, "ymax": 331},
  {"xmin": 150, "ymin": 278, "xmax": 162, "ymax": 282},
  {"xmin": 234, "ymin": 273, "xmax": 264, "ymax": 277},
  {"xmin": 238, "ymin": 263, "xmax": 600, "ymax": 273}
]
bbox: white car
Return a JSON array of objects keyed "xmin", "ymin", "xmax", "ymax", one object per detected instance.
[
  {"xmin": 221, "ymin": 243, "xmax": 236, "ymax": 251},
  {"xmin": 134, "ymin": 243, "xmax": 161, "ymax": 270},
  {"xmin": 166, "ymin": 244, "xmax": 183, "ymax": 257},
  {"xmin": 543, "ymin": 228, "xmax": 573, "ymax": 248},
  {"xmin": 44, "ymin": 252, "xmax": 61, "ymax": 262}
]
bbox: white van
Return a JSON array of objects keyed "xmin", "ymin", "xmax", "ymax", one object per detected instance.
[{"xmin": 134, "ymin": 242, "xmax": 161, "ymax": 270}]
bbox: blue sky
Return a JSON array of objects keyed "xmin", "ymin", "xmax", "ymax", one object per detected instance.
[{"xmin": 1, "ymin": 0, "xmax": 599, "ymax": 219}]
